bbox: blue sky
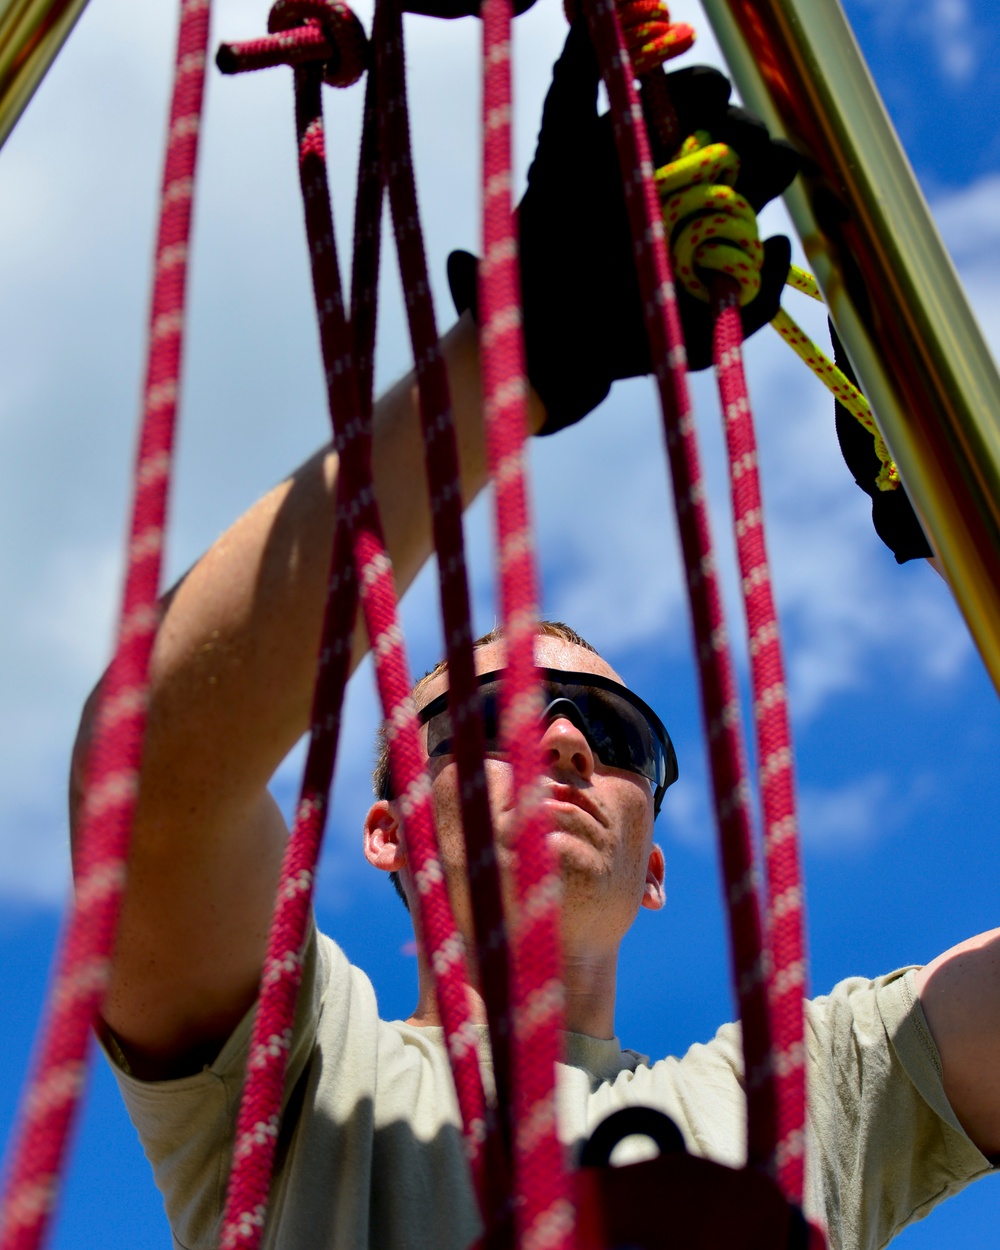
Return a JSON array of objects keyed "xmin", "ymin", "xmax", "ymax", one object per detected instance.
[{"xmin": 1, "ymin": 0, "xmax": 999, "ymax": 1245}]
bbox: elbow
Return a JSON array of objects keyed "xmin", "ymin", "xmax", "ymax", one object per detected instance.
[{"xmin": 68, "ymin": 678, "xmax": 104, "ymax": 873}]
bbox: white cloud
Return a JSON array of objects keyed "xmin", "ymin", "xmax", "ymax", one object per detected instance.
[
  {"xmin": 0, "ymin": 543, "xmax": 121, "ymax": 902},
  {"xmin": 844, "ymin": 0, "xmax": 981, "ymax": 84},
  {"xmin": 932, "ymin": 177, "xmax": 1000, "ymax": 360},
  {"xmin": 662, "ymin": 767, "xmax": 910, "ymax": 862},
  {"xmin": 659, "ymin": 773, "xmax": 713, "ymax": 851},
  {"xmin": 921, "ymin": 0, "xmax": 979, "ymax": 83},
  {"xmin": 798, "ymin": 773, "xmax": 892, "ymax": 851},
  {"xmin": 531, "ymin": 382, "xmax": 689, "ymax": 654},
  {"xmin": 726, "ymin": 294, "xmax": 975, "ymax": 720}
]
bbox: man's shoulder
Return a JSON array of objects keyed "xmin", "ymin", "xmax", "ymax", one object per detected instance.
[{"xmin": 803, "ymin": 966, "xmax": 922, "ymax": 1056}]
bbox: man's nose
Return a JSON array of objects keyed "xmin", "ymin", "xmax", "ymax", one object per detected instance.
[{"xmin": 539, "ymin": 710, "xmax": 596, "ymax": 779}]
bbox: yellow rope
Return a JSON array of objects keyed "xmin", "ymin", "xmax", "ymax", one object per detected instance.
[
  {"xmin": 655, "ymin": 131, "xmax": 764, "ymax": 307},
  {"xmin": 652, "ymin": 136, "xmax": 898, "ymax": 492},
  {"xmin": 774, "ymin": 266, "xmax": 899, "ymax": 491},
  {"xmin": 784, "ymin": 264, "xmax": 821, "ymax": 300}
]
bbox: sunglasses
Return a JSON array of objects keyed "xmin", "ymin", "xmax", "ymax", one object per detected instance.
[{"xmin": 387, "ymin": 668, "xmax": 678, "ymax": 817}]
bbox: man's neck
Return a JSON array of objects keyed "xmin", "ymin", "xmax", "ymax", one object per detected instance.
[{"xmin": 407, "ymin": 941, "xmax": 619, "ymax": 1039}]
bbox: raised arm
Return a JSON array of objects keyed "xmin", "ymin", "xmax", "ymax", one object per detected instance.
[
  {"xmin": 70, "ymin": 21, "xmax": 792, "ymax": 1080},
  {"xmin": 71, "ymin": 314, "xmax": 542, "ymax": 1079}
]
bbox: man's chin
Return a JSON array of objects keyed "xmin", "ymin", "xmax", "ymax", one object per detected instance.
[
  {"xmin": 545, "ymin": 823, "xmax": 596, "ymax": 851},
  {"xmin": 544, "ymin": 828, "xmax": 611, "ymax": 886}
]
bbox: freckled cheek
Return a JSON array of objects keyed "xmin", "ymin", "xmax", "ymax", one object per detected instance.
[
  {"xmin": 428, "ymin": 768, "xmax": 465, "ymax": 859},
  {"xmin": 429, "ymin": 758, "xmax": 514, "ymax": 830},
  {"xmin": 482, "ymin": 756, "xmax": 515, "ymax": 811},
  {"xmin": 615, "ymin": 782, "xmax": 655, "ymax": 863},
  {"xmin": 428, "ymin": 783, "xmax": 472, "ymax": 882}
]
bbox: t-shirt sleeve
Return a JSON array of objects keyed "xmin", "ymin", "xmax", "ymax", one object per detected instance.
[
  {"xmin": 99, "ymin": 917, "xmax": 360, "ymax": 1250},
  {"xmin": 805, "ymin": 966, "xmax": 993, "ymax": 1250}
]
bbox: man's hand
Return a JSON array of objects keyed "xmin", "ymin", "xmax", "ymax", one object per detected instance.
[
  {"xmin": 448, "ymin": 21, "xmax": 802, "ymax": 434},
  {"xmin": 830, "ymin": 322, "xmax": 933, "ymax": 564}
]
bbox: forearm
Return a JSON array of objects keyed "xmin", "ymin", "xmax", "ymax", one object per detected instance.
[
  {"xmin": 71, "ymin": 315, "xmax": 546, "ymax": 1065},
  {"xmin": 80, "ymin": 313, "xmax": 543, "ymax": 844}
]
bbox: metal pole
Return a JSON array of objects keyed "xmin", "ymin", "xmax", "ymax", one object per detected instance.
[
  {"xmin": 701, "ymin": 0, "xmax": 1000, "ymax": 694},
  {"xmin": 0, "ymin": 0, "xmax": 91, "ymax": 152}
]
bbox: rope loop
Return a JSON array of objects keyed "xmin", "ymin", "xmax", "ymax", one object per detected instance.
[
  {"xmin": 270, "ymin": 0, "xmax": 368, "ymax": 85},
  {"xmin": 217, "ymin": 0, "xmax": 368, "ymax": 87},
  {"xmin": 656, "ymin": 131, "xmax": 763, "ymax": 307},
  {"xmin": 565, "ymin": 0, "xmax": 694, "ymax": 74}
]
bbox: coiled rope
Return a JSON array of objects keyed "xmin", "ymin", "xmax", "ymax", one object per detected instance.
[
  {"xmin": 217, "ymin": 1, "xmax": 513, "ymax": 1244},
  {"xmin": 656, "ymin": 131, "xmax": 763, "ymax": 305},
  {"xmin": 652, "ymin": 122, "xmax": 898, "ymax": 496},
  {"xmin": 0, "ymin": 4, "xmax": 212, "ymax": 1247}
]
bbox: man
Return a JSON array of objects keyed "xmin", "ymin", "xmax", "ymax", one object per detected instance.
[
  {"xmin": 75, "ymin": 326, "xmax": 1000, "ymax": 1248},
  {"xmin": 72, "ymin": 24, "xmax": 998, "ymax": 1250}
]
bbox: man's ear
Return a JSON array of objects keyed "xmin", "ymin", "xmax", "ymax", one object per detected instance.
[
  {"xmin": 364, "ymin": 800, "xmax": 407, "ymax": 873},
  {"xmin": 641, "ymin": 842, "xmax": 666, "ymax": 911}
]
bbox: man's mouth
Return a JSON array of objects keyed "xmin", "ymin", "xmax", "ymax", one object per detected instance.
[{"xmin": 540, "ymin": 783, "xmax": 607, "ymax": 828}]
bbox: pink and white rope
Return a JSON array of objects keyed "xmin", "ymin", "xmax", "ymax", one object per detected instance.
[
  {"xmin": 479, "ymin": 0, "xmax": 573, "ymax": 1246},
  {"xmin": 2, "ymin": 0, "xmax": 817, "ymax": 1242},
  {"xmin": 712, "ymin": 282, "xmax": 808, "ymax": 1202},
  {"xmin": 373, "ymin": 2, "xmax": 516, "ymax": 1234},
  {"xmin": 217, "ymin": 2, "xmax": 503, "ymax": 1240},
  {"xmin": 597, "ymin": 0, "xmax": 816, "ymax": 1215},
  {"xmin": 0, "ymin": 4, "xmax": 212, "ymax": 1248},
  {"xmin": 603, "ymin": 0, "xmax": 812, "ymax": 1200},
  {"xmin": 219, "ymin": 510, "xmax": 359, "ymax": 1250},
  {"xmin": 581, "ymin": 0, "xmax": 782, "ymax": 1179}
]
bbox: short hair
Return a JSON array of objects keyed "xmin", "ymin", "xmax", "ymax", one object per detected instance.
[{"xmin": 373, "ymin": 619, "xmax": 600, "ymax": 908}]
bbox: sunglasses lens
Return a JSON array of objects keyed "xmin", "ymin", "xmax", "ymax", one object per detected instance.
[
  {"xmin": 418, "ymin": 671, "xmax": 675, "ymax": 814},
  {"xmin": 481, "ymin": 689, "xmax": 501, "ymax": 750},
  {"xmin": 557, "ymin": 686, "xmax": 665, "ymax": 790},
  {"xmin": 425, "ymin": 711, "xmax": 451, "ymax": 759},
  {"xmin": 425, "ymin": 686, "xmax": 502, "ymax": 759}
]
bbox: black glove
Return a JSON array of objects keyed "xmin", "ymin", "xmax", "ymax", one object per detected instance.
[
  {"xmin": 448, "ymin": 21, "xmax": 803, "ymax": 434},
  {"xmin": 830, "ymin": 322, "xmax": 932, "ymax": 563}
]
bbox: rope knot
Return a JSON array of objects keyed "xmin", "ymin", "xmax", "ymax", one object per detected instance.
[
  {"xmin": 217, "ymin": 0, "xmax": 368, "ymax": 87},
  {"xmin": 656, "ymin": 131, "xmax": 763, "ymax": 307},
  {"xmin": 563, "ymin": 0, "xmax": 694, "ymax": 73}
]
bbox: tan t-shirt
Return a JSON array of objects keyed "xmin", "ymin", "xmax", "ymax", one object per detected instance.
[{"xmin": 107, "ymin": 924, "xmax": 991, "ymax": 1250}]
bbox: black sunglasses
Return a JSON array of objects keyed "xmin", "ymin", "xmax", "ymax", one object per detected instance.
[{"xmin": 384, "ymin": 668, "xmax": 677, "ymax": 817}]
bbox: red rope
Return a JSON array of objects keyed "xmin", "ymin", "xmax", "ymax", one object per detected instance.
[
  {"xmin": 599, "ymin": 0, "xmax": 813, "ymax": 1212},
  {"xmin": 0, "ymin": 4, "xmax": 212, "ymax": 1248},
  {"xmin": 372, "ymin": 0, "xmax": 515, "ymax": 1234},
  {"xmin": 214, "ymin": 13, "xmax": 374, "ymax": 1246},
  {"xmin": 479, "ymin": 0, "xmax": 573, "ymax": 1245},
  {"xmin": 217, "ymin": 1, "xmax": 508, "ymax": 1241},
  {"xmin": 2, "ymin": 1, "xmax": 816, "ymax": 1243},
  {"xmin": 349, "ymin": 66, "xmax": 381, "ymax": 417},
  {"xmin": 581, "ymin": 0, "xmax": 781, "ymax": 1180},
  {"xmin": 711, "ymin": 281, "xmax": 808, "ymax": 1202},
  {"xmin": 219, "ymin": 511, "xmax": 359, "ymax": 1250}
]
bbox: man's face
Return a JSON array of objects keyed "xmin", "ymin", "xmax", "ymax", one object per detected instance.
[{"xmin": 403, "ymin": 636, "xmax": 665, "ymax": 954}]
